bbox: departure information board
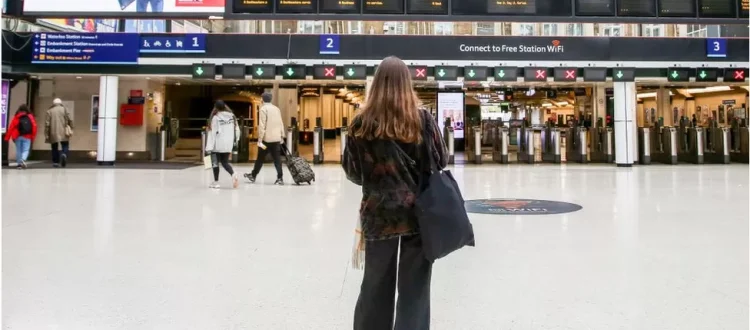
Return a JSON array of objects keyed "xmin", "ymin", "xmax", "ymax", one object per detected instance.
[
  {"xmin": 617, "ymin": 0, "xmax": 656, "ymax": 16},
  {"xmin": 234, "ymin": 0, "xmax": 274, "ymax": 13},
  {"xmin": 452, "ymin": 0, "xmax": 571, "ymax": 16},
  {"xmin": 741, "ymin": 0, "xmax": 749, "ymax": 16},
  {"xmin": 320, "ymin": 0, "xmax": 361, "ymax": 13},
  {"xmin": 659, "ymin": 0, "xmax": 696, "ymax": 16},
  {"xmin": 576, "ymin": 0, "xmax": 615, "ymax": 16},
  {"xmin": 699, "ymin": 0, "xmax": 736, "ymax": 17},
  {"xmin": 276, "ymin": 0, "xmax": 317, "ymax": 13},
  {"xmin": 407, "ymin": 0, "xmax": 447, "ymax": 14},
  {"xmin": 489, "ymin": 0, "xmax": 536, "ymax": 14},
  {"xmin": 364, "ymin": 0, "xmax": 404, "ymax": 13}
]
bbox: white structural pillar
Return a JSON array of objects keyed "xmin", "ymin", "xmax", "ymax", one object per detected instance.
[
  {"xmin": 614, "ymin": 82, "xmax": 637, "ymax": 167},
  {"xmin": 97, "ymin": 76, "xmax": 119, "ymax": 165}
]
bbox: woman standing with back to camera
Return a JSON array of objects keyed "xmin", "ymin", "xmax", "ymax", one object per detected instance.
[
  {"xmin": 205, "ymin": 100, "xmax": 240, "ymax": 189},
  {"xmin": 343, "ymin": 56, "xmax": 448, "ymax": 330}
]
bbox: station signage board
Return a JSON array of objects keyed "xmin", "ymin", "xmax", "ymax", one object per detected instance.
[
  {"xmin": 524, "ymin": 67, "xmax": 549, "ymax": 82},
  {"xmin": 611, "ymin": 68, "xmax": 636, "ymax": 82},
  {"xmin": 140, "ymin": 34, "xmax": 206, "ymax": 54},
  {"xmin": 553, "ymin": 67, "xmax": 578, "ymax": 81},
  {"xmin": 410, "ymin": 66, "xmax": 428, "ymax": 81},
  {"xmin": 494, "ymin": 67, "xmax": 519, "ymax": 82},
  {"xmin": 667, "ymin": 68, "xmax": 691, "ymax": 82},
  {"xmin": 251, "ymin": 64, "xmax": 276, "ymax": 79},
  {"xmin": 192, "ymin": 63, "xmax": 216, "ymax": 79},
  {"xmin": 31, "ymin": 33, "xmax": 140, "ymax": 65},
  {"xmin": 221, "ymin": 63, "xmax": 246, "ymax": 79},
  {"xmin": 342, "ymin": 65, "xmax": 367, "ymax": 80},
  {"xmin": 434, "ymin": 66, "xmax": 459, "ymax": 81},
  {"xmin": 313, "ymin": 65, "xmax": 338, "ymax": 79},
  {"xmin": 582, "ymin": 67, "xmax": 607, "ymax": 82},
  {"xmin": 695, "ymin": 68, "xmax": 720, "ymax": 82},
  {"xmin": 724, "ymin": 68, "xmax": 748, "ymax": 82},
  {"xmin": 282, "ymin": 64, "xmax": 307, "ymax": 79},
  {"xmin": 463, "ymin": 66, "xmax": 488, "ymax": 81}
]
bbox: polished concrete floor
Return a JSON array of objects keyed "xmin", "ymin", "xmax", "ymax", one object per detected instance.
[{"xmin": 3, "ymin": 164, "xmax": 748, "ymax": 330}]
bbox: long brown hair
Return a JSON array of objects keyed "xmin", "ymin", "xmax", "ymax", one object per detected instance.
[{"xmin": 352, "ymin": 56, "xmax": 422, "ymax": 143}]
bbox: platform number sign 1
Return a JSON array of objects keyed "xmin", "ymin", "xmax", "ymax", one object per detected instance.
[
  {"xmin": 320, "ymin": 35, "xmax": 340, "ymax": 55},
  {"xmin": 706, "ymin": 38, "xmax": 727, "ymax": 58}
]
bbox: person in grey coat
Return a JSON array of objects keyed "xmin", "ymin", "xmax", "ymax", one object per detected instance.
[
  {"xmin": 205, "ymin": 100, "xmax": 240, "ymax": 189},
  {"xmin": 45, "ymin": 98, "xmax": 73, "ymax": 167}
]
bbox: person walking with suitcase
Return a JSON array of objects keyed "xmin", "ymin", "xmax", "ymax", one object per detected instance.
[
  {"xmin": 245, "ymin": 92, "xmax": 285, "ymax": 185},
  {"xmin": 343, "ymin": 56, "xmax": 448, "ymax": 330},
  {"xmin": 4, "ymin": 104, "xmax": 38, "ymax": 169},
  {"xmin": 205, "ymin": 100, "xmax": 240, "ymax": 189}
]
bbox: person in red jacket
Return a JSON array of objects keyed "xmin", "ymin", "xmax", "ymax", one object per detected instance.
[{"xmin": 4, "ymin": 104, "xmax": 37, "ymax": 169}]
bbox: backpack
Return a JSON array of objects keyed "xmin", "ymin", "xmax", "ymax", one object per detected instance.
[{"xmin": 17, "ymin": 114, "xmax": 32, "ymax": 135}]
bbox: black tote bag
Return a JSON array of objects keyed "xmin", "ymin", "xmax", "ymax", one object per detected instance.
[{"xmin": 394, "ymin": 118, "xmax": 475, "ymax": 262}]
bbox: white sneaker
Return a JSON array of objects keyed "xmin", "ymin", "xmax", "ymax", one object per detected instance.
[{"xmin": 209, "ymin": 181, "xmax": 220, "ymax": 189}]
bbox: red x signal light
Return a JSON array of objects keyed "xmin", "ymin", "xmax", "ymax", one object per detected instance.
[
  {"xmin": 535, "ymin": 70, "xmax": 546, "ymax": 79},
  {"xmin": 565, "ymin": 70, "xmax": 576, "ymax": 79},
  {"xmin": 415, "ymin": 68, "xmax": 426, "ymax": 78},
  {"xmin": 734, "ymin": 70, "xmax": 745, "ymax": 80},
  {"xmin": 324, "ymin": 67, "xmax": 335, "ymax": 77}
]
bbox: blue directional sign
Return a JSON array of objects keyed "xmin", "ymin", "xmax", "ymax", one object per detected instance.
[
  {"xmin": 319, "ymin": 34, "xmax": 340, "ymax": 55},
  {"xmin": 706, "ymin": 38, "xmax": 727, "ymax": 58},
  {"xmin": 140, "ymin": 34, "xmax": 206, "ymax": 54},
  {"xmin": 32, "ymin": 33, "xmax": 140, "ymax": 65}
]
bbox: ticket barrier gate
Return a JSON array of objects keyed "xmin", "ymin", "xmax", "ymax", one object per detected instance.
[
  {"xmin": 541, "ymin": 127, "xmax": 562, "ymax": 163},
  {"xmin": 444, "ymin": 126, "xmax": 455, "ymax": 164},
  {"xmin": 313, "ymin": 121, "xmax": 324, "ymax": 164},
  {"xmin": 565, "ymin": 127, "xmax": 588, "ymax": 164},
  {"xmin": 517, "ymin": 127, "xmax": 536, "ymax": 164},
  {"xmin": 465, "ymin": 126, "xmax": 483, "ymax": 164},
  {"xmin": 638, "ymin": 127, "xmax": 653, "ymax": 165},
  {"xmin": 677, "ymin": 127, "xmax": 704, "ymax": 164},
  {"xmin": 285, "ymin": 117, "xmax": 300, "ymax": 157},
  {"xmin": 730, "ymin": 127, "xmax": 749, "ymax": 163},
  {"xmin": 589, "ymin": 127, "xmax": 613, "ymax": 163},
  {"xmin": 653, "ymin": 127, "xmax": 678, "ymax": 165},
  {"xmin": 703, "ymin": 127, "xmax": 730, "ymax": 164},
  {"xmin": 340, "ymin": 117, "xmax": 349, "ymax": 162},
  {"xmin": 492, "ymin": 126, "xmax": 510, "ymax": 164}
]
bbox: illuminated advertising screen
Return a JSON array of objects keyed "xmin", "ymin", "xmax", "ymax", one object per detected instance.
[
  {"xmin": 24, "ymin": 0, "xmax": 226, "ymax": 15},
  {"xmin": 437, "ymin": 92, "xmax": 465, "ymax": 139}
]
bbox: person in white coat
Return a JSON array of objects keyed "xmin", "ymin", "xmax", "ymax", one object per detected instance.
[{"xmin": 205, "ymin": 100, "xmax": 240, "ymax": 189}]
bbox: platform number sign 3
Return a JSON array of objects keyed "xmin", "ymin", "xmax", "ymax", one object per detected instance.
[
  {"xmin": 706, "ymin": 38, "xmax": 727, "ymax": 58},
  {"xmin": 320, "ymin": 35, "xmax": 340, "ymax": 55}
]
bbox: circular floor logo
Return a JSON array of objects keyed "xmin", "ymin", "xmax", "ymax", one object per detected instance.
[{"xmin": 465, "ymin": 199, "xmax": 582, "ymax": 215}]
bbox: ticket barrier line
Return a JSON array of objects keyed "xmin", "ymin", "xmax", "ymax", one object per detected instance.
[
  {"xmin": 652, "ymin": 127, "xmax": 678, "ymax": 165},
  {"xmin": 638, "ymin": 127, "xmax": 652, "ymax": 165},
  {"xmin": 677, "ymin": 127, "xmax": 704, "ymax": 164},
  {"xmin": 703, "ymin": 127, "xmax": 730, "ymax": 164},
  {"xmin": 492, "ymin": 127, "xmax": 510, "ymax": 164},
  {"xmin": 565, "ymin": 127, "xmax": 588, "ymax": 164},
  {"xmin": 589, "ymin": 127, "xmax": 614, "ymax": 163},
  {"xmin": 730, "ymin": 127, "xmax": 749, "ymax": 163},
  {"xmin": 541, "ymin": 127, "xmax": 561, "ymax": 163},
  {"xmin": 466, "ymin": 126, "xmax": 482, "ymax": 164},
  {"xmin": 517, "ymin": 127, "xmax": 535, "ymax": 164}
]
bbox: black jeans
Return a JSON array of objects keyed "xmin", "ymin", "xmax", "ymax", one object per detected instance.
[
  {"xmin": 211, "ymin": 153, "xmax": 234, "ymax": 181},
  {"xmin": 51, "ymin": 141, "xmax": 69, "ymax": 164},
  {"xmin": 354, "ymin": 235, "xmax": 432, "ymax": 330},
  {"xmin": 251, "ymin": 142, "xmax": 283, "ymax": 179}
]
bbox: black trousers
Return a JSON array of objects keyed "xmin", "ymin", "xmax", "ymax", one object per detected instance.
[
  {"xmin": 354, "ymin": 235, "xmax": 432, "ymax": 330},
  {"xmin": 51, "ymin": 141, "xmax": 69, "ymax": 164},
  {"xmin": 251, "ymin": 142, "xmax": 283, "ymax": 179},
  {"xmin": 211, "ymin": 152, "xmax": 234, "ymax": 181}
]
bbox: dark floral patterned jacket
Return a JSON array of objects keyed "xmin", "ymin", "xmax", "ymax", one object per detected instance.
[{"xmin": 343, "ymin": 110, "xmax": 448, "ymax": 241}]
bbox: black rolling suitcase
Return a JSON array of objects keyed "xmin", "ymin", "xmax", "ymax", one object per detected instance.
[{"xmin": 283, "ymin": 145, "xmax": 315, "ymax": 185}]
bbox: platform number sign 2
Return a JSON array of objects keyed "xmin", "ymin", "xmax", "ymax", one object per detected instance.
[
  {"xmin": 706, "ymin": 38, "xmax": 727, "ymax": 58},
  {"xmin": 320, "ymin": 35, "xmax": 340, "ymax": 55}
]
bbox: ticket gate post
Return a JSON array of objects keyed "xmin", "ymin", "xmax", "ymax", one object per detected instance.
[
  {"xmin": 472, "ymin": 126, "xmax": 482, "ymax": 164},
  {"xmin": 492, "ymin": 127, "xmax": 510, "ymax": 164},
  {"xmin": 730, "ymin": 127, "xmax": 749, "ymax": 163},
  {"xmin": 541, "ymin": 127, "xmax": 561, "ymax": 163},
  {"xmin": 704, "ymin": 127, "xmax": 730, "ymax": 164},
  {"xmin": 286, "ymin": 117, "xmax": 300, "ymax": 157},
  {"xmin": 445, "ymin": 128, "xmax": 455, "ymax": 164},
  {"xmin": 590, "ymin": 127, "xmax": 613, "ymax": 163},
  {"xmin": 200, "ymin": 128, "xmax": 207, "ymax": 160},
  {"xmin": 340, "ymin": 117, "xmax": 348, "ymax": 160},
  {"xmin": 313, "ymin": 117, "xmax": 324, "ymax": 164},
  {"xmin": 517, "ymin": 127, "xmax": 535, "ymax": 164},
  {"xmin": 677, "ymin": 127, "xmax": 704, "ymax": 164},
  {"xmin": 566, "ymin": 127, "xmax": 588, "ymax": 163},
  {"xmin": 638, "ymin": 127, "xmax": 652, "ymax": 165},
  {"xmin": 654, "ymin": 127, "xmax": 678, "ymax": 164}
]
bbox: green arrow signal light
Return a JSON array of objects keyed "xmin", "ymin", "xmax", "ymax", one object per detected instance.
[
  {"xmin": 195, "ymin": 67, "xmax": 204, "ymax": 76},
  {"xmin": 255, "ymin": 68, "xmax": 264, "ymax": 76},
  {"xmin": 468, "ymin": 70, "xmax": 476, "ymax": 78},
  {"xmin": 699, "ymin": 71, "xmax": 707, "ymax": 79},
  {"xmin": 616, "ymin": 71, "xmax": 624, "ymax": 79},
  {"xmin": 286, "ymin": 68, "xmax": 295, "ymax": 76},
  {"xmin": 347, "ymin": 68, "xmax": 355, "ymax": 77},
  {"xmin": 497, "ymin": 70, "xmax": 505, "ymax": 78},
  {"xmin": 671, "ymin": 71, "xmax": 680, "ymax": 79},
  {"xmin": 438, "ymin": 69, "xmax": 446, "ymax": 77}
]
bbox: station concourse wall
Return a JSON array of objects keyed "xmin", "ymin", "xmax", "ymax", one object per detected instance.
[{"xmin": 6, "ymin": 77, "xmax": 165, "ymax": 162}]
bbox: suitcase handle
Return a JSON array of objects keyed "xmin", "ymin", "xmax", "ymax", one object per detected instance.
[{"xmin": 281, "ymin": 143, "xmax": 293, "ymax": 161}]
